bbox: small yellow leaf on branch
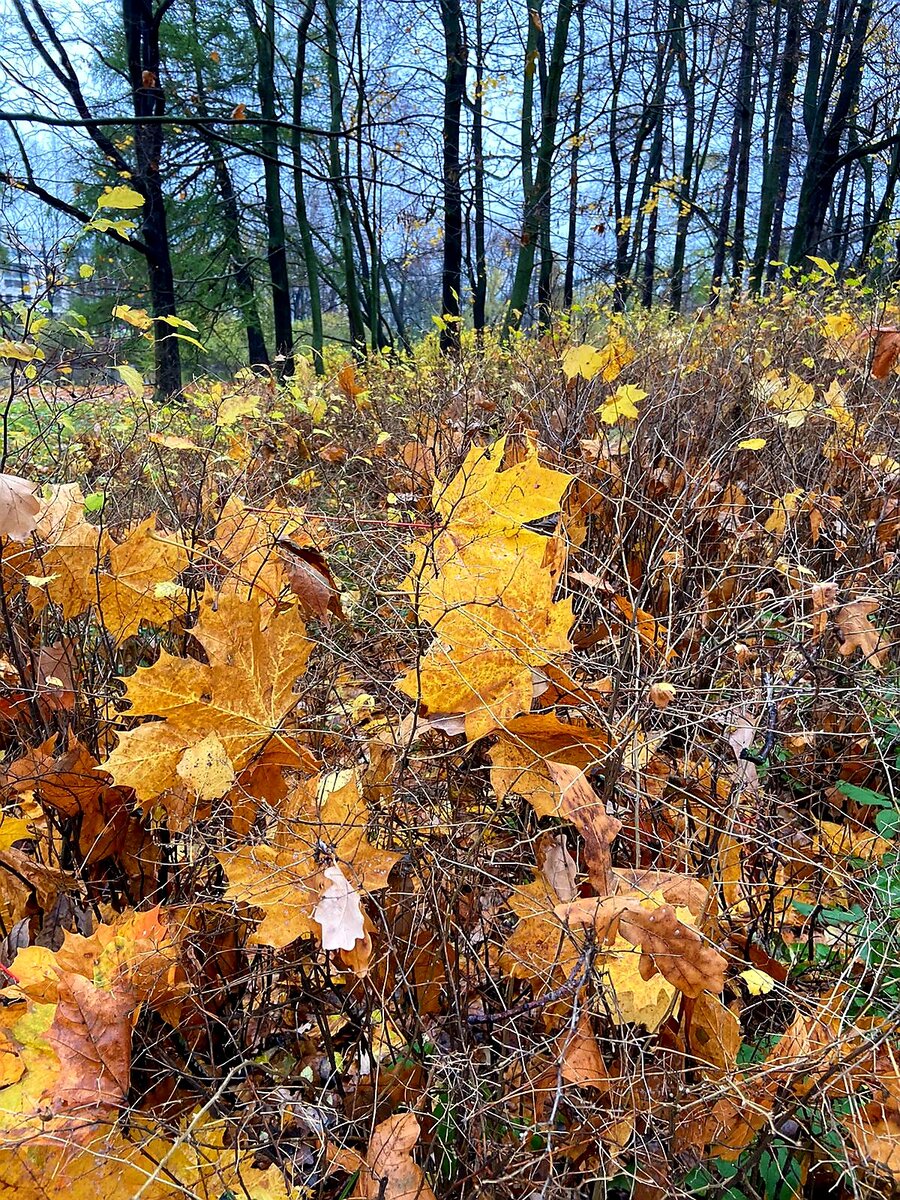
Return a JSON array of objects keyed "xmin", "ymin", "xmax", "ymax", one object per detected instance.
[{"xmin": 97, "ymin": 185, "xmax": 145, "ymax": 209}]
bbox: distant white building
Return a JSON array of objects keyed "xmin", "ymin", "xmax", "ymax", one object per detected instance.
[{"xmin": 0, "ymin": 258, "xmax": 73, "ymax": 313}]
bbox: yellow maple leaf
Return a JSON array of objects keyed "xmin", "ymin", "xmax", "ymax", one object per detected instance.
[
  {"xmin": 398, "ymin": 440, "xmax": 574, "ymax": 740},
  {"xmin": 597, "ymin": 384, "xmax": 646, "ymax": 424},
  {"xmin": 103, "ymin": 591, "xmax": 316, "ymax": 822},
  {"xmin": 562, "ymin": 344, "xmax": 604, "ymax": 381},
  {"xmin": 219, "ymin": 770, "xmax": 399, "ymax": 949},
  {"xmin": 602, "ymin": 933, "xmax": 677, "ymax": 1030},
  {"xmin": 212, "ymin": 495, "xmax": 320, "ymax": 603},
  {"xmin": 96, "ymin": 518, "xmax": 188, "ymax": 640}
]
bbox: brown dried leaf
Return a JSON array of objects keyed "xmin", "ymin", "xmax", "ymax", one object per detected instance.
[
  {"xmin": 560, "ymin": 1013, "xmax": 609, "ymax": 1090},
  {"xmin": 356, "ymin": 1112, "xmax": 436, "ymax": 1200},
  {"xmin": 835, "ymin": 597, "xmax": 886, "ymax": 668},
  {"xmin": 46, "ymin": 971, "xmax": 132, "ymax": 1113},
  {"xmin": 557, "ymin": 894, "xmax": 726, "ymax": 997},
  {"xmin": 550, "ymin": 762, "xmax": 621, "ymax": 894},
  {"xmin": 540, "ymin": 834, "xmax": 578, "ymax": 902}
]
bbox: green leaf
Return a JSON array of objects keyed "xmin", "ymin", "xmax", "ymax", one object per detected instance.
[
  {"xmin": 876, "ymin": 809, "xmax": 900, "ymax": 838},
  {"xmin": 84, "ymin": 491, "xmax": 105, "ymax": 513},
  {"xmin": 792, "ymin": 900, "xmax": 864, "ymax": 924},
  {"xmin": 836, "ymin": 781, "xmax": 892, "ymax": 808}
]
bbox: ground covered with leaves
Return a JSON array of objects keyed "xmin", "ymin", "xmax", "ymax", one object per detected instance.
[{"xmin": 2, "ymin": 295, "xmax": 900, "ymax": 1199}]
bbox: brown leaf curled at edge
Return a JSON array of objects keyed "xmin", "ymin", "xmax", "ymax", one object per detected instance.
[
  {"xmin": 870, "ymin": 328, "xmax": 900, "ymax": 380},
  {"xmin": 277, "ymin": 538, "xmax": 345, "ymax": 622},
  {"xmin": 556, "ymin": 894, "xmax": 726, "ymax": 998},
  {"xmin": 549, "ymin": 761, "xmax": 621, "ymax": 894}
]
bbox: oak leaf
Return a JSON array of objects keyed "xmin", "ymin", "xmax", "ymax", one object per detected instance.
[
  {"xmin": 835, "ymin": 597, "xmax": 886, "ymax": 668},
  {"xmin": 356, "ymin": 1111, "xmax": 436, "ymax": 1200},
  {"xmin": 500, "ymin": 876, "xmax": 581, "ymax": 991},
  {"xmin": 557, "ymin": 893, "xmax": 726, "ymax": 997},
  {"xmin": 560, "ymin": 1013, "xmax": 609, "ymax": 1090}
]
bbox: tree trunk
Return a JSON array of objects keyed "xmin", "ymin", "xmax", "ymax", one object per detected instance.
[
  {"xmin": 504, "ymin": 0, "xmax": 574, "ymax": 335},
  {"xmin": 750, "ymin": 0, "xmax": 800, "ymax": 292},
  {"xmin": 709, "ymin": 0, "xmax": 757, "ymax": 303},
  {"xmin": 562, "ymin": 0, "xmax": 585, "ymax": 310},
  {"xmin": 243, "ymin": 0, "xmax": 294, "ymax": 375},
  {"xmin": 788, "ymin": 0, "xmax": 873, "ymax": 264},
  {"xmin": 188, "ymin": 0, "xmax": 268, "ymax": 368},
  {"xmin": 439, "ymin": 0, "xmax": 468, "ymax": 353},
  {"xmin": 471, "ymin": 0, "xmax": 488, "ymax": 338},
  {"xmin": 291, "ymin": 0, "xmax": 324, "ymax": 374},
  {"xmin": 324, "ymin": 0, "xmax": 367, "ymax": 353},
  {"xmin": 122, "ymin": 0, "xmax": 182, "ymax": 396},
  {"xmin": 730, "ymin": 0, "xmax": 759, "ymax": 288}
]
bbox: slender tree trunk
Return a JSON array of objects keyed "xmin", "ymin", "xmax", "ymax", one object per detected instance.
[
  {"xmin": 188, "ymin": 0, "xmax": 268, "ymax": 367},
  {"xmin": 122, "ymin": 0, "xmax": 182, "ymax": 396},
  {"xmin": 504, "ymin": 0, "xmax": 574, "ymax": 335},
  {"xmin": 730, "ymin": 0, "xmax": 758, "ymax": 288},
  {"xmin": 788, "ymin": 0, "xmax": 873, "ymax": 263},
  {"xmin": 243, "ymin": 0, "xmax": 294, "ymax": 374},
  {"xmin": 324, "ymin": 0, "xmax": 366, "ymax": 352},
  {"xmin": 709, "ymin": 0, "xmax": 757, "ymax": 303},
  {"xmin": 750, "ymin": 0, "xmax": 800, "ymax": 291},
  {"xmin": 860, "ymin": 140, "xmax": 900, "ymax": 268},
  {"xmin": 291, "ymin": 0, "xmax": 324, "ymax": 374},
  {"xmin": 640, "ymin": 116, "xmax": 664, "ymax": 308},
  {"xmin": 439, "ymin": 0, "xmax": 468, "ymax": 353},
  {"xmin": 669, "ymin": 0, "xmax": 694, "ymax": 310},
  {"xmin": 563, "ymin": 0, "xmax": 585, "ymax": 310},
  {"xmin": 471, "ymin": 0, "xmax": 487, "ymax": 338}
]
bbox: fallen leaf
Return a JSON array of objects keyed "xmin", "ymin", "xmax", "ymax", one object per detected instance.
[
  {"xmin": 357, "ymin": 1111, "xmax": 436, "ymax": 1200},
  {"xmin": 835, "ymin": 597, "xmax": 886, "ymax": 668},
  {"xmin": 314, "ymin": 864, "xmax": 366, "ymax": 951},
  {"xmin": 0, "ymin": 476, "xmax": 40, "ymax": 542}
]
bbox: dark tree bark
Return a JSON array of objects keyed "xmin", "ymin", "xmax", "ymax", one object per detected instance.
[
  {"xmin": 188, "ymin": 0, "xmax": 268, "ymax": 368},
  {"xmin": 324, "ymin": 0, "xmax": 367, "ymax": 353},
  {"xmin": 122, "ymin": 0, "xmax": 182, "ymax": 396},
  {"xmin": 788, "ymin": 0, "xmax": 873, "ymax": 263},
  {"xmin": 439, "ymin": 0, "xmax": 468, "ymax": 353},
  {"xmin": 291, "ymin": 0, "xmax": 324, "ymax": 374},
  {"xmin": 243, "ymin": 0, "xmax": 294, "ymax": 375},
  {"xmin": 750, "ymin": 0, "xmax": 800, "ymax": 291},
  {"xmin": 709, "ymin": 0, "xmax": 758, "ymax": 302},
  {"xmin": 470, "ymin": 0, "xmax": 488, "ymax": 338},
  {"xmin": 562, "ymin": 0, "xmax": 586, "ymax": 310},
  {"xmin": 504, "ymin": 0, "xmax": 574, "ymax": 334}
]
